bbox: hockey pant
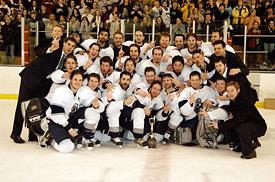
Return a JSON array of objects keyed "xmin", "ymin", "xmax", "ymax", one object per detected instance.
[{"xmin": 106, "ymin": 101, "xmax": 123, "ymax": 138}]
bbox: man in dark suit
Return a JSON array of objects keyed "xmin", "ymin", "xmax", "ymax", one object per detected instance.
[
  {"xmin": 10, "ymin": 37, "xmax": 77, "ymax": 143},
  {"xmin": 211, "ymin": 56, "xmax": 258, "ymax": 104},
  {"xmin": 210, "ymin": 81, "xmax": 266, "ymax": 159},
  {"xmin": 209, "ymin": 40, "xmax": 249, "ymax": 77},
  {"xmin": 33, "ymin": 24, "xmax": 64, "ymax": 58}
]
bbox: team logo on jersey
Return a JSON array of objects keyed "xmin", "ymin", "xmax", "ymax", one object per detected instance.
[{"xmin": 69, "ymin": 103, "xmax": 79, "ymax": 117}]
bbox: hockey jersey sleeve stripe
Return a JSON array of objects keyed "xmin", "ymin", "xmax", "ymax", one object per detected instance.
[
  {"xmin": 50, "ymin": 105, "xmax": 65, "ymax": 114},
  {"xmin": 178, "ymin": 100, "xmax": 188, "ymax": 109}
]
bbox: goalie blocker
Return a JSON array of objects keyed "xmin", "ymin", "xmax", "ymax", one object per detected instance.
[{"xmin": 21, "ymin": 98, "xmax": 50, "ymax": 146}]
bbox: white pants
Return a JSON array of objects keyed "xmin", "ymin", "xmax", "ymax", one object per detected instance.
[
  {"xmin": 106, "ymin": 101, "xmax": 123, "ymax": 133},
  {"xmin": 131, "ymin": 107, "xmax": 145, "ymax": 134}
]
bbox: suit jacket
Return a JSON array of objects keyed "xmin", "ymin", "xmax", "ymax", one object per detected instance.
[
  {"xmin": 218, "ymin": 93, "xmax": 266, "ymax": 134},
  {"xmin": 33, "ymin": 38, "xmax": 63, "ymax": 58},
  {"xmin": 19, "ymin": 48, "xmax": 63, "ymax": 98},
  {"xmin": 210, "ymin": 67, "xmax": 258, "ymax": 104},
  {"xmin": 209, "ymin": 51, "xmax": 249, "ymax": 77}
]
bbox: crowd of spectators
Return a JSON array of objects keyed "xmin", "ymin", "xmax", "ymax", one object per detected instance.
[{"xmin": 0, "ymin": 0, "xmax": 274, "ymax": 68}]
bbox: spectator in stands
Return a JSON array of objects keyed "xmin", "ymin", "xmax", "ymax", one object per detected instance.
[
  {"xmin": 39, "ymin": 4, "xmax": 49, "ymax": 19},
  {"xmin": 208, "ymin": 0, "xmax": 219, "ymax": 19},
  {"xmin": 67, "ymin": 0, "xmax": 76, "ymax": 21},
  {"xmin": 43, "ymin": 13, "xmax": 58, "ymax": 38},
  {"xmin": 90, "ymin": 1, "xmax": 98, "ymax": 15},
  {"xmin": 189, "ymin": 7, "xmax": 204, "ymax": 33},
  {"xmin": 58, "ymin": 14, "xmax": 67, "ymax": 30},
  {"xmin": 232, "ymin": 0, "xmax": 249, "ymax": 27},
  {"xmin": 232, "ymin": 0, "xmax": 249, "ymax": 52},
  {"xmin": 172, "ymin": 18, "xmax": 186, "ymax": 40},
  {"xmin": 109, "ymin": 13, "xmax": 121, "ymax": 40},
  {"xmin": 155, "ymin": 16, "xmax": 167, "ymax": 34},
  {"xmin": 119, "ymin": 0, "xmax": 132, "ymax": 13},
  {"xmin": 248, "ymin": 0, "xmax": 258, "ymax": 14},
  {"xmin": 142, "ymin": 4, "xmax": 152, "ymax": 23},
  {"xmin": 0, "ymin": 21, "xmax": 5, "ymax": 57},
  {"xmin": 69, "ymin": 15, "xmax": 80, "ymax": 33},
  {"xmin": 244, "ymin": 9, "xmax": 261, "ymax": 31},
  {"xmin": 262, "ymin": 19, "xmax": 275, "ymax": 67},
  {"xmin": 78, "ymin": 0, "xmax": 87, "ymax": 15},
  {"xmin": 151, "ymin": 0, "xmax": 162, "ymax": 19},
  {"xmin": 28, "ymin": 0, "xmax": 40, "ymax": 14},
  {"xmin": 0, "ymin": 7, "xmax": 4, "ymax": 21},
  {"xmin": 202, "ymin": 13, "xmax": 217, "ymax": 34},
  {"xmin": 0, "ymin": 0, "xmax": 11, "ymax": 15},
  {"xmin": 262, "ymin": 5, "xmax": 274, "ymax": 28},
  {"xmin": 141, "ymin": 16, "xmax": 152, "ymax": 34},
  {"xmin": 161, "ymin": 1, "xmax": 170, "ymax": 29},
  {"xmin": 215, "ymin": 3, "xmax": 229, "ymax": 28},
  {"xmin": 101, "ymin": 6, "xmax": 110, "ymax": 28},
  {"xmin": 247, "ymin": 21, "xmax": 263, "ymax": 68},
  {"xmin": 170, "ymin": 0, "xmax": 182, "ymax": 25},
  {"xmin": 91, "ymin": 9, "xmax": 103, "ymax": 32},
  {"xmin": 79, "ymin": 16, "xmax": 91, "ymax": 40},
  {"xmin": 181, "ymin": 0, "xmax": 194, "ymax": 25},
  {"xmin": 1, "ymin": 15, "xmax": 15, "ymax": 63},
  {"xmin": 54, "ymin": 0, "xmax": 68, "ymax": 20},
  {"xmin": 70, "ymin": 8, "xmax": 81, "ymax": 22},
  {"xmin": 130, "ymin": 2, "xmax": 143, "ymax": 19},
  {"xmin": 119, "ymin": 7, "xmax": 129, "ymax": 21},
  {"xmin": 81, "ymin": 6, "xmax": 92, "ymax": 23},
  {"xmin": 198, "ymin": 3, "xmax": 205, "ymax": 17},
  {"xmin": 223, "ymin": 0, "xmax": 232, "ymax": 22},
  {"xmin": 42, "ymin": 0, "xmax": 55, "ymax": 14}
]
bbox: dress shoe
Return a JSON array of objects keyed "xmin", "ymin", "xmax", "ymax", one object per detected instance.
[
  {"xmin": 241, "ymin": 151, "xmax": 257, "ymax": 159},
  {"xmin": 10, "ymin": 134, "xmax": 25, "ymax": 144},
  {"xmin": 229, "ymin": 142, "xmax": 241, "ymax": 152},
  {"xmin": 252, "ymin": 139, "xmax": 261, "ymax": 149},
  {"xmin": 233, "ymin": 145, "xmax": 242, "ymax": 152}
]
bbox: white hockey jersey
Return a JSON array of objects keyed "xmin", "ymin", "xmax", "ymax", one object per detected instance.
[
  {"xmin": 45, "ymin": 70, "xmax": 70, "ymax": 102},
  {"xmin": 81, "ymin": 38, "xmax": 114, "ymax": 59},
  {"xmin": 46, "ymin": 85, "xmax": 81, "ymax": 127},
  {"xmin": 175, "ymin": 85, "xmax": 216, "ymax": 120},
  {"xmin": 77, "ymin": 86, "xmax": 105, "ymax": 113}
]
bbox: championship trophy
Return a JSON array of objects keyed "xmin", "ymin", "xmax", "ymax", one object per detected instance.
[{"xmin": 147, "ymin": 116, "xmax": 157, "ymax": 148}]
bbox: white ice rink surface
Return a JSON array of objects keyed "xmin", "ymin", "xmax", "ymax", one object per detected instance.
[{"xmin": 0, "ymin": 100, "xmax": 275, "ymax": 182}]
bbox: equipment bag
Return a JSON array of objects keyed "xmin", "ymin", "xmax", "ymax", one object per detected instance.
[
  {"xmin": 196, "ymin": 110, "xmax": 218, "ymax": 148},
  {"xmin": 175, "ymin": 127, "xmax": 192, "ymax": 145}
]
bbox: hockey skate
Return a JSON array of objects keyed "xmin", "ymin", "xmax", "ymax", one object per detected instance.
[
  {"xmin": 82, "ymin": 138, "xmax": 94, "ymax": 151},
  {"xmin": 134, "ymin": 138, "xmax": 148, "ymax": 148},
  {"xmin": 162, "ymin": 132, "xmax": 171, "ymax": 145},
  {"xmin": 38, "ymin": 130, "xmax": 52, "ymax": 148},
  {"xmin": 75, "ymin": 136, "xmax": 83, "ymax": 149},
  {"xmin": 111, "ymin": 137, "xmax": 123, "ymax": 148},
  {"xmin": 90, "ymin": 138, "xmax": 101, "ymax": 147}
]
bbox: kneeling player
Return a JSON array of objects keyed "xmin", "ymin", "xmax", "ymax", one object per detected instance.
[{"xmin": 46, "ymin": 70, "xmax": 84, "ymax": 153}]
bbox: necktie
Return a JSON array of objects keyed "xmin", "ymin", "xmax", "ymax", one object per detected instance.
[{"xmin": 57, "ymin": 54, "xmax": 66, "ymax": 69}]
